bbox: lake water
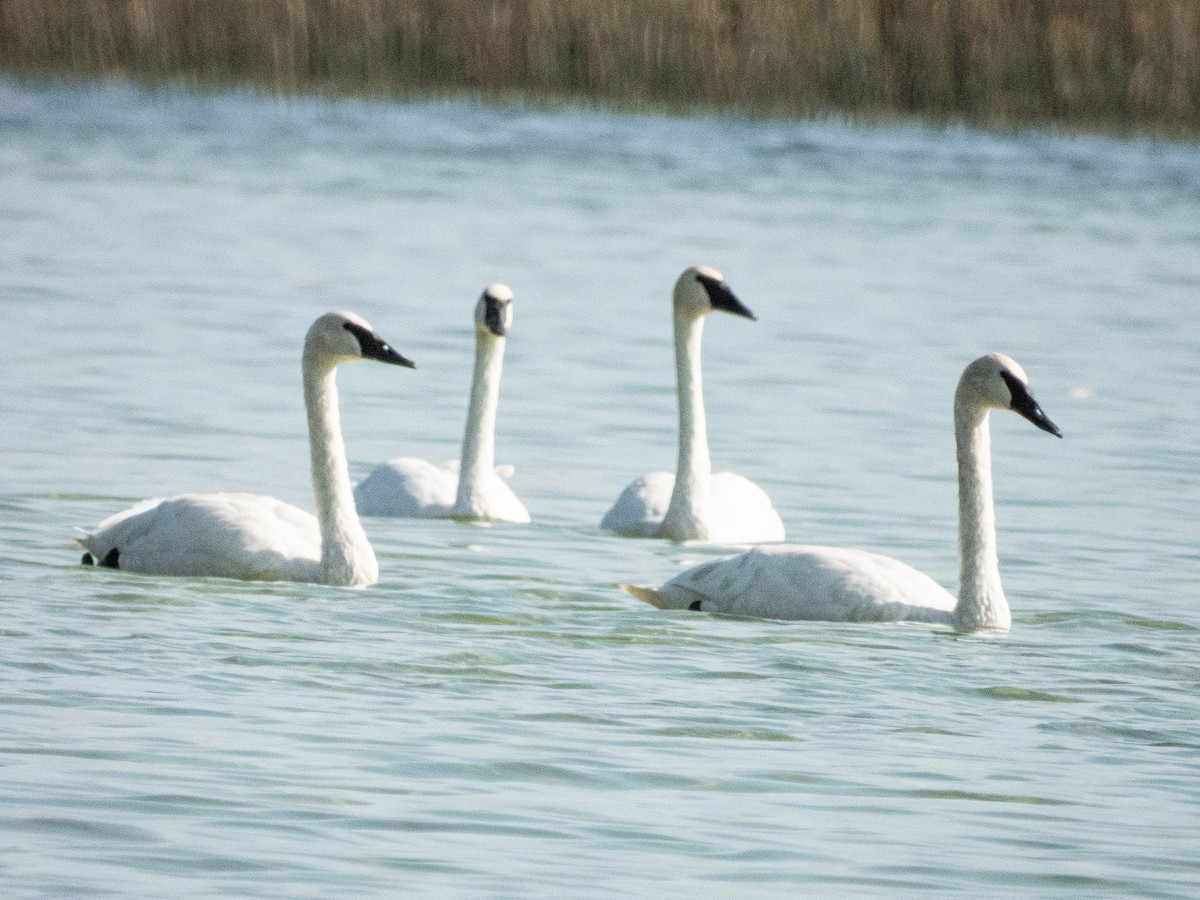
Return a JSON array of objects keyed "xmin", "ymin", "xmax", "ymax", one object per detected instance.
[{"xmin": 2, "ymin": 78, "xmax": 1199, "ymax": 897}]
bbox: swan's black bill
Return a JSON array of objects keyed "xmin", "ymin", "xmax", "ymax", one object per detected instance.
[
  {"xmin": 345, "ymin": 322, "xmax": 416, "ymax": 369},
  {"xmin": 697, "ymin": 273, "xmax": 756, "ymax": 320},
  {"xmin": 484, "ymin": 296, "xmax": 507, "ymax": 337},
  {"xmin": 363, "ymin": 337, "xmax": 416, "ymax": 369},
  {"xmin": 1002, "ymin": 371, "xmax": 1062, "ymax": 437}
]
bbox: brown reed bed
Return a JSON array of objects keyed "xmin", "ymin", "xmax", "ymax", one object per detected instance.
[{"xmin": 2, "ymin": 0, "xmax": 1198, "ymax": 136}]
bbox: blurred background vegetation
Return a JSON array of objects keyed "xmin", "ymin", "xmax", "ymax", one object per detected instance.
[{"xmin": 2, "ymin": 0, "xmax": 1197, "ymax": 135}]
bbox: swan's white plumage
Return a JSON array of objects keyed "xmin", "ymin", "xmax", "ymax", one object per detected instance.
[
  {"xmin": 355, "ymin": 457, "xmax": 528, "ymax": 522},
  {"xmin": 78, "ymin": 310, "xmax": 414, "ymax": 587},
  {"xmin": 601, "ymin": 471, "xmax": 782, "ymax": 543},
  {"xmin": 601, "ymin": 266, "xmax": 784, "ymax": 544},
  {"xmin": 600, "ymin": 472, "xmax": 674, "ymax": 537},
  {"xmin": 355, "ymin": 284, "xmax": 530, "ymax": 524},
  {"xmin": 355, "ymin": 458, "xmax": 458, "ymax": 518},
  {"xmin": 623, "ymin": 353, "xmax": 1061, "ymax": 631},
  {"xmin": 625, "ymin": 544, "xmax": 956, "ymax": 623},
  {"xmin": 81, "ymin": 493, "xmax": 325, "ymax": 582}
]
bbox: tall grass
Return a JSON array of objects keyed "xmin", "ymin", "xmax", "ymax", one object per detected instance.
[{"xmin": 2, "ymin": 0, "xmax": 1197, "ymax": 134}]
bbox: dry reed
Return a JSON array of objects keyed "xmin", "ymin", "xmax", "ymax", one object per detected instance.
[{"xmin": 1, "ymin": 0, "xmax": 1197, "ymax": 134}]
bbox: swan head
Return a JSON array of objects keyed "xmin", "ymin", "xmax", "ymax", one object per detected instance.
[
  {"xmin": 673, "ymin": 265, "xmax": 756, "ymax": 321},
  {"xmin": 476, "ymin": 283, "xmax": 514, "ymax": 338},
  {"xmin": 957, "ymin": 353, "xmax": 1061, "ymax": 437},
  {"xmin": 305, "ymin": 310, "xmax": 416, "ymax": 369}
]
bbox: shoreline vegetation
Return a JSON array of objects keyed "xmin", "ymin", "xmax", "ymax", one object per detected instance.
[{"xmin": 1, "ymin": 0, "xmax": 1198, "ymax": 136}]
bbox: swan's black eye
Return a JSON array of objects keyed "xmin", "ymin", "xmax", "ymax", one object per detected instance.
[
  {"xmin": 999, "ymin": 368, "xmax": 1062, "ymax": 436},
  {"xmin": 483, "ymin": 297, "xmax": 507, "ymax": 336},
  {"xmin": 998, "ymin": 369, "xmax": 1020, "ymax": 401},
  {"xmin": 342, "ymin": 321, "xmax": 371, "ymax": 347},
  {"xmin": 696, "ymin": 273, "xmax": 756, "ymax": 320},
  {"xmin": 344, "ymin": 321, "xmax": 382, "ymax": 356}
]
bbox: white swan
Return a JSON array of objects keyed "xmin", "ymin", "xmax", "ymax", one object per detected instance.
[
  {"xmin": 78, "ymin": 311, "xmax": 415, "ymax": 587},
  {"xmin": 601, "ymin": 265, "xmax": 785, "ymax": 543},
  {"xmin": 354, "ymin": 284, "xmax": 530, "ymax": 524},
  {"xmin": 622, "ymin": 353, "xmax": 1062, "ymax": 631}
]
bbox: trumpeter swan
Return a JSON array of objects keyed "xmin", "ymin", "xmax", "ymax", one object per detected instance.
[
  {"xmin": 78, "ymin": 311, "xmax": 415, "ymax": 587},
  {"xmin": 622, "ymin": 353, "xmax": 1061, "ymax": 631},
  {"xmin": 354, "ymin": 284, "xmax": 530, "ymax": 524},
  {"xmin": 601, "ymin": 265, "xmax": 784, "ymax": 543}
]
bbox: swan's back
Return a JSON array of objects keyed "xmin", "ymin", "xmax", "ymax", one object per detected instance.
[
  {"xmin": 354, "ymin": 458, "xmax": 529, "ymax": 523},
  {"xmin": 354, "ymin": 458, "xmax": 458, "ymax": 517},
  {"xmin": 459, "ymin": 471, "xmax": 531, "ymax": 524},
  {"xmin": 80, "ymin": 493, "xmax": 323, "ymax": 582},
  {"xmin": 601, "ymin": 471, "xmax": 784, "ymax": 542},
  {"xmin": 636, "ymin": 544, "xmax": 956, "ymax": 622},
  {"xmin": 600, "ymin": 472, "xmax": 675, "ymax": 536},
  {"xmin": 709, "ymin": 472, "xmax": 785, "ymax": 543}
]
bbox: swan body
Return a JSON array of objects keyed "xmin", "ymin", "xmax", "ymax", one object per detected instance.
[
  {"xmin": 601, "ymin": 266, "xmax": 785, "ymax": 544},
  {"xmin": 79, "ymin": 311, "xmax": 415, "ymax": 587},
  {"xmin": 603, "ymin": 471, "xmax": 782, "ymax": 541},
  {"xmin": 623, "ymin": 353, "xmax": 1062, "ymax": 631},
  {"xmin": 80, "ymin": 493, "xmax": 326, "ymax": 582},
  {"xmin": 355, "ymin": 458, "xmax": 459, "ymax": 519},
  {"xmin": 354, "ymin": 284, "xmax": 530, "ymax": 524}
]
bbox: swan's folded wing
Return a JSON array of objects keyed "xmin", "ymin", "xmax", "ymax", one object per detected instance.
[
  {"xmin": 600, "ymin": 472, "xmax": 675, "ymax": 536},
  {"xmin": 659, "ymin": 547, "xmax": 845, "ymax": 619},
  {"xmin": 661, "ymin": 545, "xmax": 955, "ymax": 622},
  {"xmin": 82, "ymin": 493, "xmax": 322, "ymax": 580},
  {"xmin": 354, "ymin": 458, "xmax": 456, "ymax": 517},
  {"xmin": 711, "ymin": 472, "xmax": 786, "ymax": 543},
  {"xmin": 465, "ymin": 471, "xmax": 530, "ymax": 524}
]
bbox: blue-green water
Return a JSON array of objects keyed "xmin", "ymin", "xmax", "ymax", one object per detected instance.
[{"xmin": 2, "ymin": 79, "xmax": 1199, "ymax": 897}]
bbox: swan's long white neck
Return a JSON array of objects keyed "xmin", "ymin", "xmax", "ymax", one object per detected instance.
[
  {"xmin": 952, "ymin": 401, "xmax": 1010, "ymax": 630},
  {"xmin": 455, "ymin": 331, "xmax": 505, "ymax": 516},
  {"xmin": 303, "ymin": 351, "xmax": 378, "ymax": 587},
  {"xmin": 660, "ymin": 311, "xmax": 712, "ymax": 541}
]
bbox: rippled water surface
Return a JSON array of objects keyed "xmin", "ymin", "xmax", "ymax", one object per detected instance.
[{"xmin": 2, "ymin": 79, "xmax": 1199, "ymax": 897}]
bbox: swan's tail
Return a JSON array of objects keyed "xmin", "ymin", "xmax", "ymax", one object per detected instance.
[{"xmin": 620, "ymin": 583, "xmax": 672, "ymax": 609}]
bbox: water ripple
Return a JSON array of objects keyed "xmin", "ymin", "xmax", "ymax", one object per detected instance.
[{"xmin": 2, "ymin": 77, "xmax": 1199, "ymax": 899}]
